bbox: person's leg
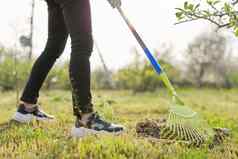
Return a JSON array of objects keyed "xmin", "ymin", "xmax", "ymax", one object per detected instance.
[
  {"xmin": 20, "ymin": 0, "xmax": 68, "ymax": 105},
  {"xmin": 13, "ymin": 0, "xmax": 68, "ymax": 123},
  {"xmin": 56, "ymin": 0, "xmax": 124, "ymax": 135},
  {"xmin": 56, "ymin": 0, "xmax": 94, "ymax": 117}
]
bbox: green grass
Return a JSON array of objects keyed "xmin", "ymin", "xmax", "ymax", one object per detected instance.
[{"xmin": 0, "ymin": 88, "xmax": 238, "ymax": 159}]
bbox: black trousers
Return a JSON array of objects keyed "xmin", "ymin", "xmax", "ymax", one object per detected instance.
[{"xmin": 20, "ymin": 0, "xmax": 94, "ymax": 116}]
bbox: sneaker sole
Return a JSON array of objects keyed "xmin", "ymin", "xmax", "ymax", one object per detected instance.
[
  {"xmin": 71, "ymin": 127, "xmax": 106, "ymax": 138},
  {"xmin": 13, "ymin": 112, "xmax": 55, "ymax": 123},
  {"xmin": 12, "ymin": 112, "xmax": 34, "ymax": 123},
  {"xmin": 71, "ymin": 127, "xmax": 124, "ymax": 138},
  {"xmin": 35, "ymin": 116, "xmax": 55, "ymax": 122}
]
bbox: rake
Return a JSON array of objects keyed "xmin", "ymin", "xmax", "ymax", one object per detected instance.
[{"xmin": 115, "ymin": 6, "xmax": 214, "ymax": 141}]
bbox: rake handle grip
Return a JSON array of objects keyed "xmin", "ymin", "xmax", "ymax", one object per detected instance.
[{"xmin": 116, "ymin": 7, "xmax": 163, "ymax": 74}]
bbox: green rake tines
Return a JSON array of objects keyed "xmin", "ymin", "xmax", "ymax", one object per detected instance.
[{"xmin": 160, "ymin": 123, "xmax": 205, "ymax": 146}]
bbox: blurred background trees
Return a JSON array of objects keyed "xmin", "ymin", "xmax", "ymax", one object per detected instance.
[
  {"xmin": 1, "ymin": 28, "xmax": 237, "ymax": 93},
  {"xmin": 185, "ymin": 32, "xmax": 233, "ymax": 88}
]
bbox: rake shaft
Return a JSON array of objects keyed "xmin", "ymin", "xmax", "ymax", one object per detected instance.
[{"xmin": 116, "ymin": 7, "xmax": 197, "ymax": 117}]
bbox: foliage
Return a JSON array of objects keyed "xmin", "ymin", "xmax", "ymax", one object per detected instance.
[
  {"xmin": 176, "ymin": 0, "xmax": 238, "ymax": 36},
  {"xmin": 1, "ymin": 43, "xmax": 237, "ymax": 92},
  {"xmin": 114, "ymin": 58, "xmax": 181, "ymax": 92},
  {"xmin": 0, "ymin": 46, "xmax": 71, "ymax": 91},
  {"xmin": 228, "ymin": 72, "xmax": 238, "ymax": 87},
  {"xmin": 44, "ymin": 63, "xmax": 71, "ymax": 90},
  {"xmin": 0, "ymin": 52, "xmax": 32, "ymax": 91},
  {"xmin": 114, "ymin": 62, "xmax": 160, "ymax": 92}
]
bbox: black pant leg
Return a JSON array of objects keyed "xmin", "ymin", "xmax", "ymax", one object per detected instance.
[
  {"xmin": 55, "ymin": 0, "xmax": 94, "ymax": 116},
  {"xmin": 20, "ymin": 1, "xmax": 68, "ymax": 104}
]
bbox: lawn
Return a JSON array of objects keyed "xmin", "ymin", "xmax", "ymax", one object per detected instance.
[{"xmin": 0, "ymin": 88, "xmax": 237, "ymax": 159}]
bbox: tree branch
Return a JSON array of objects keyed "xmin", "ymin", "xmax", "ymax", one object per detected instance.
[{"xmin": 175, "ymin": 8, "xmax": 236, "ymax": 29}]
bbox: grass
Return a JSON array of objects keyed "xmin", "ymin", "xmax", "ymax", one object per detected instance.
[{"xmin": 0, "ymin": 88, "xmax": 238, "ymax": 159}]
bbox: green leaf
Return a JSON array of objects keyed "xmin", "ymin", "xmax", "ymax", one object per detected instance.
[
  {"xmin": 194, "ymin": 4, "xmax": 200, "ymax": 10},
  {"xmin": 207, "ymin": 0, "xmax": 213, "ymax": 5},
  {"xmin": 224, "ymin": 3, "xmax": 231, "ymax": 13},
  {"xmin": 213, "ymin": 0, "xmax": 220, "ymax": 5},
  {"xmin": 229, "ymin": 20, "xmax": 236, "ymax": 27},
  {"xmin": 202, "ymin": 10, "xmax": 211, "ymax": 16},
  {"xmin": 188, "ymin": 4, "xmax": 194, "ymax": 11},
  {"xmin": 176, "ymin": 12, "xmax": 184, "ymax": 19},
  {"xmin": 184, "ymin": 1, "xmax": 189, "ymax": 9},
  {"xmin": 235, "ymin": 28, "xmax": 238, "ymax": 37}
]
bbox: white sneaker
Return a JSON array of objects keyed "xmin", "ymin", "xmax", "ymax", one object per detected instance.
[
  {"xmin": 71, "ymin": 112, "xmax": 124, "ymax": 137},
  {"xmin": 12, "ymin": 104, "xmax": 55, "ymax": 123}
]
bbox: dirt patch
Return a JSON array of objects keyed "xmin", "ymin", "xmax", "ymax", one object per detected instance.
[{"xmin": 136, "ymin": 118, "xmax": 166, "ymax": 139}]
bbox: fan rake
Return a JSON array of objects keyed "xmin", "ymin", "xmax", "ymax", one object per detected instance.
[{"xmin": 116, "ymin": 6, "xmax": 214, "ymax": 142}]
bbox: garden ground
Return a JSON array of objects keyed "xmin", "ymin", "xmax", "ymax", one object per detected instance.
[{"xmin": 0, "ymin": 88, "xmax": 237, "ymax": 159}]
